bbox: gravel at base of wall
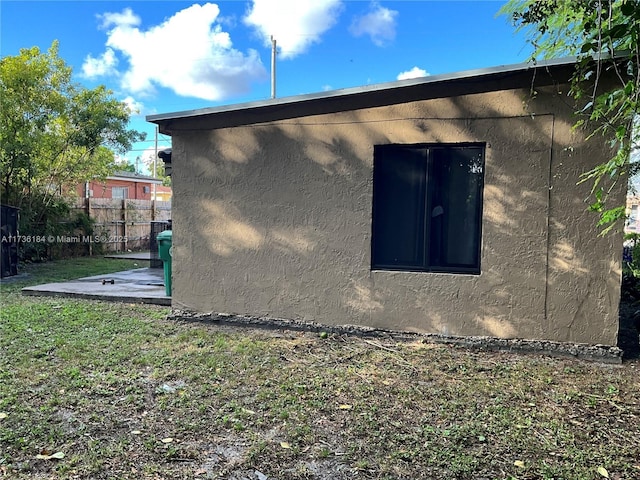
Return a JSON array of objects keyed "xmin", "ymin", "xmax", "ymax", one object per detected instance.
[{"xmin": 168, "ymin": 310, "xmax": 624, "ymax": 364}]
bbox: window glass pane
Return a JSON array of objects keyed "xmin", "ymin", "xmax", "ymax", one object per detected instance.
[
  {"xmin": 372, "ymin": 147, "xmax": 427, "ymax": 267},
  {"xmin": 112, "ymin": 187, "xmax": 128, "ymax": 199},
  {"xmin": 429, "ymin": 147, "xmax": 484, "ymax": 270},
  {"xmin": 371, "ymin": 143, "xmax": 484, "ymax": 274}
]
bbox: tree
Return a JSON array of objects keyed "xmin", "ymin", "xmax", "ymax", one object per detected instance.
[
  {"xmin": 149, "ymin": 160, "xmax": 172, "ymax": 187},
  {"xmin": 0, "ymin": 41, "xmax": 145, "ymax": 210},
  {"xmin": 0, "ymin": 41, "xmax": 145, "ymax": 260},
  {"xmin": 141, "ymin": 150, "xmax": 172, "ymax": 186},
  {"xmin": 118, "ymin": 162, "xmax": 137, "ymax": 173},
  {"xmin": 500, "ymin": 0, "xmax": 640, "ymax": 234}
]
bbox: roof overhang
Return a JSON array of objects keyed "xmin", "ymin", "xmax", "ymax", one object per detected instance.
[
  {"xmin": 106, "ymin": 174, "xmax": 163, "ymax": 184},
  {"xmin": 146, "ymin": 55, "xmax": 615, "ymax": 135}
]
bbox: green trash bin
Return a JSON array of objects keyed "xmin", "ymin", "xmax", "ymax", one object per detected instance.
[{"xmin": 157, "ymin": 230, "xmax": 173, "ymax": 296}]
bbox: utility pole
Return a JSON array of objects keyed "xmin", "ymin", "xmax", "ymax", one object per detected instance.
[
  {"xmin": 153, "ymin": 126, "xmax": 158, "ymax": 201},
  {"xmin": 271, "ymin": 35, "xmax": 277, "ymax": 99}
]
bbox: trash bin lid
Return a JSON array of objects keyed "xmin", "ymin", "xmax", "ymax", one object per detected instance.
[{"xmin": 157, "ymin": 230, "xmax": 173, "ymax": 241}]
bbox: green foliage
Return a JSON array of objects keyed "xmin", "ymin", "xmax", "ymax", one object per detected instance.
[
  {"xmin": 1, "ymin": 43, "xmax": 67, "ymax": 203},
  {"xmin": 0, "ymin": 41, "xmax": 145, "ymax": 260},
  {"xmin": 146, "ymin": 156, "xmax": 171, "ymax": 186},
  {"xmin": 118, "ymin": 163, "xmax": 137, "ymax": 173},
  {"xmin": 16, "ymin": 193, "xmax": 98, "ymax": 262},
  {"xmin": 623, "ymin": 233, "xmax": 640, "ymax": 276},
  {"xmin": 501, "ymin": 0, "xmax": 640, "ymax": 234},
  {"xmin": 0, "ymin": 41, "xmax": 145, "ymax": 211}
]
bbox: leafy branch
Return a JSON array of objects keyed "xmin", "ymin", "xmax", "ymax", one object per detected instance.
[{"xmin": 501, "ymin": 0, "xmax": 640, "ymax": 234}]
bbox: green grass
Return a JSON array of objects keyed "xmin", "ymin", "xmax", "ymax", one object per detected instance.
[
  {"xmin": 0, "ymin": 257, "xmax": 141, "ymax": 294},
  {"xmin": 1, "ymin": 258, "xmax": 639, "ymax": 479}
]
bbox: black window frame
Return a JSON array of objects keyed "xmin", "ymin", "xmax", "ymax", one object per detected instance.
[{"xmin": 371, "ymin": 143, "xmax": 485, "ymax": 275}]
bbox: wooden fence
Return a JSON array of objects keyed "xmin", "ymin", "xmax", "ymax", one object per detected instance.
[{"xmin": 72, "ymin": 198, "xmax": 171, "ymax": 253}]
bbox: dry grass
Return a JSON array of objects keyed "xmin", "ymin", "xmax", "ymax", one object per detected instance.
[{"xmin": 1, "ymin": 259, "xmax": 639, "ymax": 479}]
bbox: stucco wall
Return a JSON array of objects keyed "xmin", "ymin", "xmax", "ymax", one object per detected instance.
[{"xmin": 169, "ymin": 84, "xmax": 624, "ymax": 345}]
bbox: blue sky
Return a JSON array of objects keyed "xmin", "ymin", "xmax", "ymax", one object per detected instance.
[{"xmin": 1, "ymin": 1, "xmax": 533, "ymax": 172}]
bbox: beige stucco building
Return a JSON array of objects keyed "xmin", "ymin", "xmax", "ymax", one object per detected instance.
[{"xmin": 148, "ymin": 58, "xmax": 625, "ymax": 346}]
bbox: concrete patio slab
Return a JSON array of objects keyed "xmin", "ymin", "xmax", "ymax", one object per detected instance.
[
  {"xmin": 22, "ymin": 268, "xmax": 171, "ymax": 306},
  {"xmin": 104, "ymin": 251, "xmax": 153, "ymax": 261}
]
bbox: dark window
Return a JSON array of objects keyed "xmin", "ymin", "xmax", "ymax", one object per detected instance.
[{"xmin": 372, "ymin": 144, "xmax": 485, "ymax": 274}]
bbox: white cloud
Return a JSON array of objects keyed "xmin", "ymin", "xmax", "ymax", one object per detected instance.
[
  {"xmin": 397, "ymin": 66, "xmax": 429, "ymax": 81},
  {"xmin": 350, "ymin": 2, "xmax": 398, "ymax": 47},
  {"xmin": 82, "ymin": 48, "xmax": 118, "ymax": 78},
  {"xmin": 244, "ymin": 0, "xmax": 343, "ymax": 59},
  {"xmin": 84, "ymin": 3, "xmax": 267, "ymax": 101},
  {"xmin": 99, "ymin": 8, "xmax": 139, "ymax": 29},
  {"xmin": 122, "ymin": 96, "xmax": 144, "ymax": 115}
]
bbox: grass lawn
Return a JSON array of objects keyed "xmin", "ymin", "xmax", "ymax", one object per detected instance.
[{"xmin": 1, "ymin": 258, "xmax": 639, "ymax": 479}]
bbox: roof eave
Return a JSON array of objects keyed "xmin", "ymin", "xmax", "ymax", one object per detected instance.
[
  {"xmin": 148, "ymin": 55, "xmax": 616, "ymax": 134},
  {"xmin": 106, "ymin": 175, "xmax": 163, "ymax": 184}
]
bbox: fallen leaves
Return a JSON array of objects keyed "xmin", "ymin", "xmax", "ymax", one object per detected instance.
[
  {"xmin": 35, "ymin": 451, "xmax": 65, "ymax": 460},
  {"xmin": 2, "ymin": 280, "xmax": 639, "ymax": 480}
]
